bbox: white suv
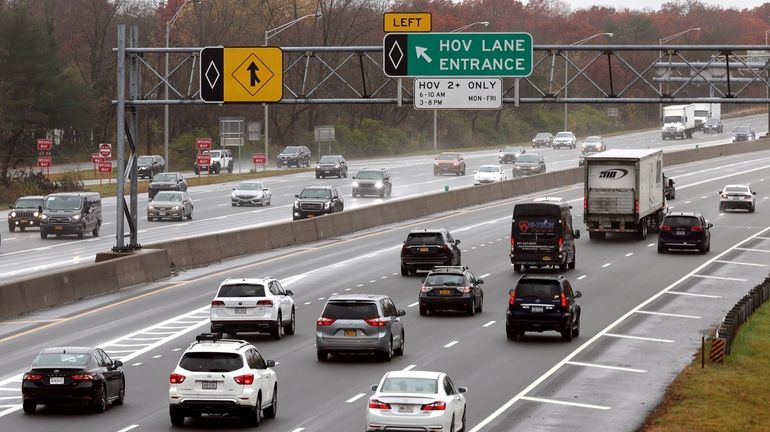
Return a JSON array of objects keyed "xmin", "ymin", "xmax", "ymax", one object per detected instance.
[
  {"xmin": 210, "ymin": 277, "xmax": 296, "ymax": 340},
  {"xmin": 168, "ymin": 333, "xmax": 278, "ymax": 426}
]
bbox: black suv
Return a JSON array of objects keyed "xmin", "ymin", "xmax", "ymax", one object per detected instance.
[
  {"xmin": 419, "ymin": 266, "xmax": 484, "ymax": 316},
  {"xmin": 278, "ymin": 145, "xmax": 312, "ymax": 168},
  {"xmin": 8, "ymin": 195, "xmax": 44, "ymax": 232},
  {"xmin": 702, "ymin": 118, "xmax": 723, "ymax": 134},
  {"xmin": 148, "ymin": 172, "xmax": 188, "ymax": 199},
  {"xmin": 315, "ymin": 155, "xmax": 348, "ymax": 178},
  {"xmin": 506, "ymin": 275, "xmax": 582, "ymax": 342},
  {"xmin": 293, "ymin": 186, "xmax": 344, "ymax": 220},
  {"xmin": 400, "ymin": 229, "xmax": 461, "ymax": 276},
  {"xmin": 136, "ymin": 155, "xmax": 165, "ymax": 179},
  {"xmin": 352, "ymin": 168, "xmax": 392, "ymax": 198},
  {"xmin": 658, "ymin": 212, "xmax": 712, "ymax": 254}
]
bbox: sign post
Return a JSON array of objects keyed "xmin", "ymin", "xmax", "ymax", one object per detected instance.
[
  {"xmin": 252, "ymin": 153, "xmax": 266, "ymax": 171},
  {"xmin": 97, "ymin": 143, "xmax": 112, "ymax": 184}
]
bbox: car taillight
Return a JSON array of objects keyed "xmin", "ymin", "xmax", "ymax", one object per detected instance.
[
  {"xmin": 634, "ymin": 199, "xmax": 639, "ymax": 212},
  {"xmin": 369, "ymin": 400, "xmax": 391, "ymax": 409},
  {"xmin": 558, "ymin": 237, "xmax": 564, "ymax": 251},
  {"xmin": 421, "ymin": 285, "xmax": 430, "ymax": 293},
  {"xmin": 169, "ymin": 373, "xmax": 186, "ymax": 384},
  {"xmin": 441, "ymin": 244, "xmax": 450, "ymax": 253},
  {"xmin": 257, "ymin": 300, "xmax": 273, "ymax": 306},
  {"xmin": 721, "ymin": 194, "xmax": 728, "ymax": 198},
  {"xmin": 234, "ymin": 374, "xmax": 254, "ymax": 385},
  {"xmin": 510, "ymin": 237, "xmax": 516, "ymax": 250},
  {"xmin": 317, "ymin": 317, "xmax": 336, "ymax": 326},
  {"xmin": 365, "ymin": 317, "xmax": 390, "ymax": 327},
  {"xmin": 462, "ymin": 286, "xmax": 472, "ymax": 293},
  {"xmin": 211, "ymin": 300, "xmax": 225, "ymax": 308},
  {"xmin": 508, "ymin": 291, "xmax": 516, "ymax": 305},
  {"xmin": 691, "ymin": 226, "xmax": 703, "ymax": 232},
  {"xmin": 421, "ymin": 401, "xmax": 447, "ymax": 411},
  {"xmin": 660, "ymin": 225, "xmax": 671, "ymax": 231},
  {"xmin": 71, "ymin": 374, "xmax": 94, "ymax": 381},
  {"xmin": 583, "ymin": 198, "xmax": 588, "ymax": 210},
  {"xmin": 23, "ymin": 373, "xmax": 43, "ymax": 381},
  {"xmin": 560, "ymin": 293, "xmax": 568, "ymax": 308}
]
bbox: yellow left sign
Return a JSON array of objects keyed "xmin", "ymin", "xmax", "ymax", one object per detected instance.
[{"xmin": 200, "ymin": 46, "xmax": 283, "ymax": 103}]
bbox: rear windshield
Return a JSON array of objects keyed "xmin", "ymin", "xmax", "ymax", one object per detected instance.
[
  {"xmin": 437, "ymin": 153, "xmax": 459, "ymax": 161},
  {"xmin": 137, "ymin": 156, "xmax": 153, "ymax": 164},
  {"xmin": 322, "ymin": 301, "xmax": 379, "ymax": 319},
  {"xmin": 425, "ymin": 274, "xmax": 465, "ymax": 286},
  {"xmin": 664, "ymin": 216, "xmax": 699, "ymax": 228},
  {"xmin": 515, "ymin": 280, "xmax": 561, "ymax": 299},
  {"xmin": 179, "ymin": 352, "xmax": 243, "ymax": 372},
  {"xmin": 724, "ymin": 186, "xmax": 749, "ymax": 193},
  {"xmin": 283, "ymin": 146, "xmax": 300, "ymax": 153},
  {"xmin": 33, "ymin": 353, "xmax": 91, "ymax": 367},
  {"xmin": 154, "ymin": 173, "xmax": 177, "ymax": 182},
  {"xmin": 534, "ymin": 133, "xmax": 550, "ymax": 139},
  {"xmin": 356, "ymin": 171, "xmax": 384, "ymax": 180},
  {"xmin": 516, "ymin": 154, "xmax": 539, "ymax": 163},
  {"xmin": 513, "ymin": 217, "xmax": 559, "ymax": 237},
  {"xmin": 406, "ymin": 233, "xmax": 444, "ymax": 246},
  {"xmin": 217, "ymin": 284, "xmax": 266, "ymax": 297},
  {"xmin": 319, "ymin": 156, "xmax": 340, "ymax": 163},
  {"xmin": 380, "ymin": 377, "xmax": 438, "ymax": 394}
]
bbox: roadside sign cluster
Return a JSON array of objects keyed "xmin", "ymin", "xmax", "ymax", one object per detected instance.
[
  {"xmin": 196, "ymin": 137, "xmax": 213, "ymax": 175},
  {"xmin": 252, "ymin": 152, "xmax": 267, "ymax": 171},
  {"xmin": 37, "ymin": 139, "xmax": 52, "ymax": 175}
]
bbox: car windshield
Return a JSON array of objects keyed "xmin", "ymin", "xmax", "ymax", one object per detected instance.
[
  {"xmin": 478, "ymin": 166, "xmax": 499, "ymax": 173},
  {"xmin": 154, "ymin": 173, "xmax": 177, "ymax": 182},
  {"xmin": 406, "ymin": 233, "xmax": 444, "ymax": 246},
  {"xmin": 664, "ymin": 115, "xmax": 683, "ymax": 123},
  {"xmin": 322, "ymin": 301, "xmax": 378, "ymax": 319},
  {"xmin": 356, "ymin": 171, "xmax": 384, "ymax": 180},
  {"xmin": 664, "ymin": 216, "xmax": 700, "ymax": 228},
  {"xmin": 137, "ymin": 156, "xmax": 153, "ymax": 165},
  {"xmin": 45, "ymin": 196, "xmax": 82, "ymax": 211},
  {"xmin": 283, "ymin": 146, "xmax": 300, "ymax": 154},
  {"xmin": 179, "ymin": 352, "xmax": 243, "ymax": 373},
  {"xmin": 15, "ymin": 198, "xmax": 43, "ymax": 208},
  {"xmin": 503, "ymin": 146, "xmax": 522, "ymax": 152},
  {"xmin": 724, "ymin": 186, "xmax": 749, "ymax": 193},
  {"xmin": 534, "ymin": 133, "xmax": 550, "ymax": 139},
  {"xmin": 705, "ymin": 119, "xmax": 719, "ymax": 125},
  {"xmin": 584, "ymin": 137, "xmax": 601, "ymax": 143},
  {"xmin": 555, "ymin": 132, "xmax": 572, "ymax": 138},
  {"xmin": 217, "ymin": 284, "xmax": 266, "ymax": 297},
  {"xmin": 238, "ymin": 182, "xmax": 264, "ymax": 190},
  {"xmin": 33, "ymin": 353, "xmax": 91, "ymax": 367},
  {"xmin": 516, "ymin": 155, "xmax": 539, "ymax": 163},
  {"xmin": 734, "ymin": 127, "xmax": 750, "ymax": 133},
  {"xmin": 515, "ymin": 280, "xmax": 561, "ymax": 300},
  {"xmin": 204, "ymin": 150, "xmax": 221, "ymax": 158},
  {"xmin": 380, "ymin": 377, "xmax": 438, "ymax": 394},
  {"xmin": 437, "ymin": 153, "xmax": 459, "ymax": 161},
  {"xmin": 319, "ymin": 156, "xmax": 340, "ymax": 164},
  {"xmin": 425, "ymin": 274, "xmax": 466, "ymax": 286},
  {"xmin": 153, "ymin": 192, "xmax": 182, "ymax": 202},
  {"xmin": 299, "ymin": 189, "xmax": 331, "ymax": 199}
]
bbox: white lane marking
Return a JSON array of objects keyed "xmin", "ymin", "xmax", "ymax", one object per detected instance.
[
  {"xmin": 483, "ymin": 321, "xmax": 496, "ymax": 328},
  {"xmin": 402, "ymin": 364, "xmax": 417, "ymax": 371},
  {"xmin": 132, "ymin": 363, "xmax": 142, "ymax": 366},
  {"xmin": 126, "ymin": 337, "xmax": 165, "ymax": 341},
  {"xmin": 304, "ymin": 302, "xmax": 312, "ymax": 305},
  {"xmin": 109, "ymin": 343, "xmax": 153, "ymax": 347},
  {"xmin": 392, "ymin": 273, "xmax": 398, "ymax": 275},
  {"xmin": 2, "ymin": 237, "xmax": 14, "ymax": 241},
  {"xmin": 691, "ymin": 274, "xmax": 747, "ymax": 282},
  {"xmin": 369, "ymin": 280, "xmax": 376, "ymax": 283},
  {"xmin": 172, "ymin": 348, "xmax": 181, "ymax": 352},
  {"xmin": 685, "ymin": 201, "xmax": 691, "ymax": 204},
  {"xmin": 152, "ymin": 355, "xmax": 162, "ymax": 359},
  {"xmin": 408, "ymin": 302, "xmax": 419, "ymax": 308},
  {"xmin": 217, "ymin": 203, "xmax": 228, "ymax": 207},
  {"xmin": 577, "ymin": 275, "xmax": 587, "ymax": 280},
  {"xmin": 346, "ymin": 393, "xmax": 366, "ymax": 403},
  {"xmin": 380, "ymin": 276, "xmax": 387, "ymax": 279},
  {"xmin": 735, "ymin": 247, "xmax": 770, "ymax": 253},
  {"xmin": 713, "ymin": 260, "xmax": 767, "ymax": 267},
  {"xmin": 0, "ymin": 388, "xmax": 18, "ymax": 392},
  {"xmin": 116, "ymin": 425, "xmax": 139, "ymax": 432},
  {"xmin": 0, "ymin": 396, "xmax": 20, "ymax": 400},
  {"xmin": 317, "ymin": 297, "xmax": 325, "ymax": 301},
  {"xmin": 289, "ymin": 428, "xmax": 305, "ymax": 432},
  {"xmin": 468, "ymin": 226, "xmax": 770, "ymax": 432},
  {"xmin": 479, "ymin": 273, "xmax": 490, "ymax": 279},
  {"xmin": 602, "ymin": 263, "xmax": 611, "ymax": 268},
  {"xmin": 357, "ymin": 284, "xmax": 364, "ymax": 287},
  {"xmin": 647, "ymin": 243, "xmax": 655, "ymax": 247},
  {"xmin": 444, "ymin": 340, "xmax": 459, "ymax": 348},
  {"xmin": 520, "ymin": 396, "xmax": 611, "ymax": 410},
  {"xmin": 636, "ymin": 310, "xmax": 701, "ymax": 319},
  {"xmin": 754, "ymin": 236, "xmax": 770, "ymax": 240},
  {"xmin": 471, "ymin": 246, "xmax": 477, "ymax": 250},
  {"xmin": 625, "ymin": 252, "xmax": 634, "ymax": 257},
  {"xmin": 345, "ymin": 288, "xmax": 351, "ymax": 291},
  {"xmin": 331, "ymin": 293, "xmax": 339, "ymax": 296},
  {"xmin": 668, "ymin": 291, "xmax": 724, "ymax": 299},
  {"xmin": 566, "ymin": 361, "xmax": 647, "ymax": 373},
  {"xmin": 605, "ymin": 333, "xmax": 675, "ymax": 343}
]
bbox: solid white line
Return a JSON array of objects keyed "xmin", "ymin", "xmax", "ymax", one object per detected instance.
[
  {"xmin": 566, "ymin": 361, "xmax": 646, "ymax": 373},
  {"xmin": 754, "ymin": 236, "xmax": 770, "ymax": 240},
  {"xmin": 0, "ymin": 388, "xmax": 19, "ymax": 392},
  {"xmin": 116, "ymin": 425, "xmax": 139, "ymax": 432},
  {"xmin": 636, "ymin": 310, "xmax": 701, "ymax": 319},
  {"xmin": 625, "ymin": 252, "xmax": 634, "ymax": 257},
  {"xmin": 444, "ymin": 340, "xmax": 459, "ymax": 348},
  {"xmin": 403, "ymin": 364, "xmax": 417, "ymax": 371},
  {"xmin": 468, "ymin": 226, "xmax": 770, "ymax": 432},
  {"xmin": 408, "ymin": 302, "xmax": 419, "ymax": 308},
  {"xmin": 520, "ymin": 396, "xmax": 611, "ymax": 410},
  {"xmin": 0, "ymin": 396, "xmax": 21, "ymax": 400},
  {"xmin": 577, "ymin": 275, "xmax": 587, "ymax": 280},
  {"xmin": 735, "ymin": 247, "xmax": 770, "ymax": 253},
  {"xmin": 132, "ymin": 363, "xmax": 142, "ymax": 366},
  {"xmin": 602, "ymin": 263, "xmax": 611, "ymax": 268},
  {"xmin": 692, "ymin": 274, "xmax": 747, "ymax": 282},
  {"xmin": 346, "ymin": 393, "xmax": 366, "ymax": 403},
  {"xmin": 479, "ymin": 273, "xmax": 490, "ymax": 278},
  {"xmin": 289, "ymin": 428, "xmax": 305, "ymax": 432},
  {"xmin": 605, "ymin": 333, "xmax": 675, "ymax": 343},
  {"xmin": 668, "ymin": 291, "xmax": 724, "ymax": 299},
  {"xmin": 713, "ymin": 260, "xmax": 767, "ymax": 267},
  {"xmin": 483, "ymin": 321, "xmax": 496, "ymax": 328},
  {"xmin": 647, "ymin": 243, "xmax": 655, "ymax": 247}
]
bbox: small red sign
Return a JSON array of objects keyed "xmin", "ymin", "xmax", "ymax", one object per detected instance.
[
  {"xmin": 37, "ymin": 156, "xmax": 52, "ymax": 168},
  {"xmin": 196, "ymin": 138, "xmax": 213, "ymax": 150},
  {"xmin": 252, "ymin": 153, "xmax": 267, "ymax": 164},
  {"xmin": 98, "ymin": 162, "xmax": 113, "ymax": 173},
  {"xmin": 196, "ymin": 154, "xmax": 212, "ymax": 165},
  {"xmin": 37, "ymin": 139, "xmax": 53, "ymax": 151},
  {"xmin": 99, "ymin": 143, "xmax": 112, "ymax": 158},
  {"xmin": 91, "ymin": 153, "xmax": 101, "ymax": 164}
]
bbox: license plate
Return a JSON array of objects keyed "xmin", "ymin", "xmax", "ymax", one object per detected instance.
[
  {"xmin": 542, "ymin": 256, "xmax": 552, "ymax": 261},
  {"xmin": 308, "ymin": 214, "xmax": 314, "ymax": 218},
  {"xmin": 20, "ymin": 220, "xmax": 27, "ymax": 224},
  {"xmin": 397, "ymin": 405, "xmax": 413, "ymax": 413},
  {"xmin": 202, "ymin": 381, "xmax": 217, "ymax": 390},
  {"xmin": 234, "ymin": 308, "xmax": 246, "ymax": 314},
  {"xmin": 439, "ymin": 289, "xmax": 452, "ymax": 295},
  {"xmin": 418, "ymin": 247, "xmax": 430, "ymax": 252},
  {"xmin": 731, "ymin": 197, "xmax": 739, "ymax": 200},
  {"xmin": 344, "ymin": 329, "xmax": 356, "ymax": 337},
  {"xmin": 54, "ymin": 226, "xmax": 63, "ymax": 230},
  {"xmin": 160, "ymin": 212, "xmax": 166, "ymax": 216},
  {"xmin": 49, "ymin": 377, "xmax": 64, "ymax": 385},
  {"xmin": 325, "ymin": 170, "xmax": 330, "ymax": 174},
  {"xmin": 675, "ymin": 231, "xmax": 686, "ymax": 236},
  {"xmin": 531, "ymin": 306, "xmax": 544, "ymax": 313}
]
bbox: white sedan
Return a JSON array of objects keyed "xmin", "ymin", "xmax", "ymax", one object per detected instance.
[
  {"xmin": 367, "ymin": 370, "xmax": 467, "ymax": 432},
  {"xmin": 231, "ymin": 180, "xmax": 272, "ymax": 206},
  {"xmin": 474, "ymin": 164, "xmax": 507, "ymax": 185}
]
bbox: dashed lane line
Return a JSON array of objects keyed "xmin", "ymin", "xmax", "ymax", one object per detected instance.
[
  {"xmin": 483, "ymin": 321, "xmax": 496, "ymax": 328},
  {"xmin": 408, "ymin": 302, "xmax": 419, "ymax": 308},
  {"xmin": 403, "ymin": 364, "xmax": 417, "ymax": 371},
  {"xmin": 116, "ymin": 426, "xmax": 139, "ymax": 432},
  {"xmin": 444, "ymin": 340, "xmax": 459, "ymax": 348},
  {"xmin": 346, "ymin": 393, "xmax": 366, "ymax": 403},
  {"xmin": 577, "ymin": 275, "xmax": 587, "ymax": 280}
]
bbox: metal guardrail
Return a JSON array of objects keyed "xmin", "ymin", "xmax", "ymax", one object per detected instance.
[{"xmin": 711, "ymin": 275, "xmax": 770, "ymax": 361}]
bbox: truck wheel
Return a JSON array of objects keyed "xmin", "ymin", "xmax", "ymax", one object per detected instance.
[
  {"xmin": 638, "ymin": 223, "xmax": 648, "ymax": 240},
  {"xmin": 513, "ymin": 264, "xmax": 522, "ymax": 273},
  {"xmin": 588, "ymin": 231, "xmax": 605, "ymax": 240}
]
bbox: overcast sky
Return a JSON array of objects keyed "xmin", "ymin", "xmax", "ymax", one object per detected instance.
[{"xmin": 564, "ymin": 0, "xmax": 766, "ymax": 10}]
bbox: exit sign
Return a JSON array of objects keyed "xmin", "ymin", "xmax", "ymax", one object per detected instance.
[{"xmin": 383, "ymin": 32, "xmax": 533, "ymax": 78}]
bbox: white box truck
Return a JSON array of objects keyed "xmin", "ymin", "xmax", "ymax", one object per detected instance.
[
  {"xmin": 693, "ymin": 103, "xmax": 721, "ymax": 129},
  {"xmin": 583, "ymin": 149, "xmax": 667, "ymax": 240},
  {"xmin": 661, "ymin": 104, "xmax": 695, "ymax": 139}
]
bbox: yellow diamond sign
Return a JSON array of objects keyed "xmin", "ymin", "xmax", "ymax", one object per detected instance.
[{"xmin": 201, "ymin": 46, "xmax": 283, "ymax": 103}]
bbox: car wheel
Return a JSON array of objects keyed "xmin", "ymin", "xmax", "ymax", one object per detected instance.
[
  {"xmin": 459, "ymin": 408, "xmax": 467, "ymax": 432},
  {"xmin": 284, "ymin": 308, "xmax": 296, "ymax": 335},
  {"xmin": 8, "ymin": 225, "xmax": 14, "ymax": 233},
  {"xmin": 186, "ymin": 210, "xmax": 192, "ymax": 220},
  {"xmin": 561, "ymin": 325, "xmax": 573, "ymax": 342},
  {"xmin": 22, "ymin": 400, "xmax": 36, "ymax": 414},
  {"xmin": 700, "ymin": 245, "xmax": 707, "ymax": 254},
  {"xmin": 706, "ymin": 240, "xmax": 711, "ymax": 253},
  {"xmin": 271, "ymin": 313, "xmax": 284, "ymax": 340},
  {"xmin": 78, "ymin": 224, "xmax": 86, "ymax": 239},
  {"xmin": 232, "ymin": 203, "xmax": 237, "ymax": 207},
  {"xmin": 352, "ymin": 192, "xmax": 357, "ymax": 198},
  {"xmin": 506, "ymin": 325, "xmax": 518, "ymax": 341},
  {"xmin": 467, "ymin": 298, "xmax": 476, "ymax": 316},
  {"xmin": 559, "ymin": 259, "xmax": 568, "ymax": 272},
  {"xmin": 316, "ymin": 350, "xmax": 328, "ymax": 362},
  {"xmin": 719, "ymin": 204, "xmax": 725, "ymax": 212},
  {"xmin": 476, "ymin": 294, "xmax": 483, "ymax": 313},
  {"xmin": 401, "ymin": 263, "xmax": 409, "ymax": 276},
  {"xmin": 750, "ymin": 205, "xmax": 756, "ymax": 213},
  {"xmin": 380, "ymin": 190, "xmax": 385, "ymax": 198},
  {"xmin": 638, "ymin": 223, "xmax": 648, "ymax": 240},
  {"xmin": 93, "ymin": 224, "xmax": 100, "ymax": 237},
  {"xmin": 513, "ymin": 264, "xmax": 522, "ymax": 273},
  {"xmin": 264, "ymin": 386, "xmax": 278, "ymax": 419},
  {"xmin": 248, "ymin": 395, "xmax": 262, "ymax": 426},
  {"xmin": 381, "ymin": 338, "xmax": 393, "ymax": 362},
  {"xmin": 419, "ymin": 305, "xmax": 428, "ymax": 316},
  {"xmin": 93, "ymin": 383, "xmax": 108, "ymax": 413},
  {"xmin": 657, "ymin": 243, "xmax": 666, "ymax": 253},
  {"xmin": 572, "ymin": 315, "xmax": 581, "ymax": 338},
  {"xmin": 170, "ymin": 408, "xmax": 185, "ymax": 426},
  {"xmin": 40, "ymin": 232, "xmax": 47, "ymax": 239},
  {"xmin": 394, "ymin": 330, "xmax": 405, "ymax": 356},
  {"xmin": 113, "ymin": 380, "xmax": 125, "ymax": 405},
  {"xmin": 568, "ymin": 254, "xmax": 576, "ymax": 270},
  {"xmin": 450, "ymin": 415, "xmax": 456, "ymax": 432},
  {"xmin": 315, "ymin": 174, "xmax": 320, "ymax": 179}
]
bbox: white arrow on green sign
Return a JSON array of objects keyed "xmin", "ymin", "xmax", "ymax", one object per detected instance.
[{"xmin": 383, "ymin": 32, "xmax": 533, "ymax": 78}]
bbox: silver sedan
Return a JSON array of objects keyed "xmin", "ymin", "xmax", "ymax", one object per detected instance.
[{"xmin": 147, "ymin": 191, "xmax": 193, "ymax": 221}]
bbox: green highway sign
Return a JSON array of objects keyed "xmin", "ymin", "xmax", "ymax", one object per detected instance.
[{"xmin": 383, "ymin": 32, "xmax": 532, "ymax": 78}]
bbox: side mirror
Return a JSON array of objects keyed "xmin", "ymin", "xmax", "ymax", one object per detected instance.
[
  {"xmin": 574, "ymin": 291, "xmax": 583, "ymax": 299},
  {"xmin": 718, "ymin": 191, "xmax": 722, "ymax": 194},
  {"xmin": 455, "ymin": 239, "xmax": 461, "ymax": 245},
  {"xmin": 266, "ymin": 360, "xmax": 276, "ymax": 368},
  {"xmin": 113, "ymin": 360, "xmax": 123, "ymax": 368},
  {"xmin": 397, "ymin": 309, "xmax": 406, "ymax": 317},
  {"xmin": 38, "ymin": 205, "xmax": 43, "ymax": 212},
  {"xmin": 371, "ymin": 384, "xmax": 378, "ymax": 392},
  {"xmin": 477, "ymin": 279, "xmax": 484, "ymax": 285},
  {"xmin": 232, "ymin": 187, "xmax": 236, "ymax": 190},
  {"xmin": 294, "ymin": 194, "xmax": 299, "ymax": 198},
  {"xmin": 574, "ymin": 230, "xmax": 581, "ymax": 239},
  {"xmin": 508, "ymin": 288, "xmax": 515, "ymax": 295},
  {"xmin": 458, "ymin": 387, "xmax": 468, "ymax": 394},
  {"xmin": 264, "ymin": 188, "xmax": 269, "ymax": 191},
  {"xmin": 753, "ymin": 191, "xmax": 757, "ymax": 195},
  {"xmin": 707, "ymin": 222, "xmax": 713, "ymax": 229},
  {"xmin": 286, "ymin": 290, "xmax": 294, "ymax": 296}
]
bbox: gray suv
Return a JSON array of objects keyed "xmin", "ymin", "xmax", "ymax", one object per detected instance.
[{"xmin": 315, "ymin": 294, "xmax": 406, "ymax": 362}]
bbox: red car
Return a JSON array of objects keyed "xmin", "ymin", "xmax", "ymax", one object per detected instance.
[{"xmin": 433, "ymin": 152, "xmax": 466, "ymax": 176}]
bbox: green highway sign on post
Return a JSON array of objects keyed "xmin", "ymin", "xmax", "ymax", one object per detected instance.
[{"xmin": 383, "ymin": 32, "xmax": 533, "ymax": 78}]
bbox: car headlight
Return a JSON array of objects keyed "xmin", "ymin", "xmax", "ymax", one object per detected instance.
[
  {"xmin": 334, "ymin": 165, "xmax": 340, "ymax": 168},
  {"xmin": 323, "ymin": 201, "xmax": 331, "ymax": 209},
  {"xmin": 498, "ymin": 152, "xmax": 504, "ymax": 157},
  {"xmin": 72, "ymin": 214, "xmax": 81, "ymax": 221},
  {"xmin": 10, "ymin": 211, "xmax": 15, "ymax": 217},
  {"xmin": 294, "ymin": 200, "xmax": 299, "ymax": 208},
  {"xmin": 375, "ymin": 181, "xmax": 383, "ymax": 189},
  {"xmin": 352, "ymin": 181, "xmax": 359, "ymax": 187},
  {"xmin": 316, "ymin": 164, "xmax": 320, "ymax": 168},
  {"xmin": 171, "ymin": 206, "xmax": 180, "ymax": 211},
  {"xmin": 148, "ymin": 205, "xmax": 155, "ymax": 210},
  {"xmin": 41, "ymin": 214, "xmax": 48, "ymax": 220},
  {"xmin": 33, "ymin": 211, "xmax": 39, "ymax": 217}
]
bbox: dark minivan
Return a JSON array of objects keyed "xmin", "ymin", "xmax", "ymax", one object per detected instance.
[{"xmin": 510, "ymin": 198, "xmax": 579, "ymax": 273}]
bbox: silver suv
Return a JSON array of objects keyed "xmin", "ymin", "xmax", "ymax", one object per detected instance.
[
  {"xmin": 316, "ymin": 294, "xmax": 406, "ymax": 362},
  {"xmin": 210, "ymin": 278, "xmax": 296, "ymax": 340}
]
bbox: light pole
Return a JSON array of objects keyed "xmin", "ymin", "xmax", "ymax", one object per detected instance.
[
  {"xmin": 766, "ymin": 29, "xmax": 770, "ymax": 133},
  {"xmin": 564, "ymin": 32, "xmax": 613, "ymax": 131},
  {"xmin": 432, "ymin": 21, "xmax": 490, "ymax": 151},
  {"xmin": 658, "ymin": 28, "xmax": 700, "ymax": 119},
  {"xmin": 164, "ymin": 0, "xmax": 200, "ymax": 172},
  {"xmin": 264, "ymin": 13, "xmax": 322, "ymax": 165}
]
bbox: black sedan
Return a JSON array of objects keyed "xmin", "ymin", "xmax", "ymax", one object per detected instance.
[{"xmin": 22, "ymin": 347, "xmax": 125, "ymax": 414}]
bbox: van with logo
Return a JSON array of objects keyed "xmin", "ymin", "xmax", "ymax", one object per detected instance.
[
  {"xmin": 583, "ymin": 149, "xmax": 666, "ymax": 241},
  {"xmin": 510, "ymin": 197, "xmax": 579, "ymax": 273}
]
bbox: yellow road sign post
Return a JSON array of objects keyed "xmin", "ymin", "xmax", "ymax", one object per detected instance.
[{"xmin": 200, "ymin": 46, "xmax": 283, "ymax": 103}]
